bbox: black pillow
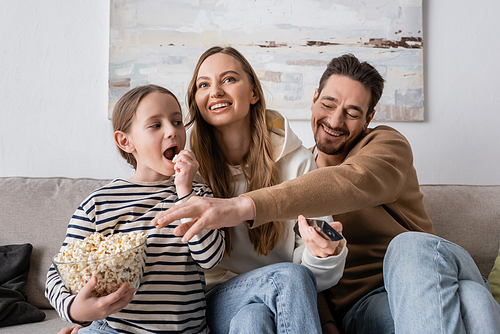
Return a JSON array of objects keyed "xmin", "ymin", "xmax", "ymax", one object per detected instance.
[{"xmin": 0, "ymin": 243, "xmax": 45, "ymax": 327}]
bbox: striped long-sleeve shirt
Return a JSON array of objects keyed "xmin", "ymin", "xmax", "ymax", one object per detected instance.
[{"xmin": 46, "ymin": 178, "xmax": 225, "ymax": 334}]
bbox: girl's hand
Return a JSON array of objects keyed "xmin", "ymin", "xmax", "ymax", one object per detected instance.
[
  {"xmin": 173, "ymin": 150, "xmax": 199, "ymax": 198},
  {"xmin": 68, "ymin": 276, "xmax": 136, "ymax": 323},
  {"xmin": 58, "ymin": 324, "xmax": 83, "ymax": 334},
  {"xmin": 296, "ymin": 215, "xmax": 343, "ymax": 258}
]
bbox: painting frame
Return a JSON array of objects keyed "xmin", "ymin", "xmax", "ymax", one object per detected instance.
[{"xmin": 109, "ymin": 0, "xmax": 424, "ymax": 121}]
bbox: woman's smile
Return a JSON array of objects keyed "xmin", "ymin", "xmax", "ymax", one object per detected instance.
[{"xmin": 208, "ymin": 101, "xmax": 232, "ymax": 113}]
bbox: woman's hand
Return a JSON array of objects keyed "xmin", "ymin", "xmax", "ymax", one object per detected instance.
[
  {"xmin": 152, "ymin": 196, "xmax": 255, "ymax": 242},
  {"xmin": 296, "ymin": 215, "xmax": 343, "ymax": 258},
  {"xmin": 68, "ymin": 276, "xmax": 136, "ymax": 323},
  {"xmin": 173, "ymin": 150, "xmax": 199, "ymax": 198}
]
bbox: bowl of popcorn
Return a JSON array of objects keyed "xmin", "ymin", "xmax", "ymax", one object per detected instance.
[{"xmin": 52, "ymin": 231, "xmax": 148, "ymax": 297}]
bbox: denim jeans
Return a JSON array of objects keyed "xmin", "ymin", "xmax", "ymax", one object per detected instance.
[
  {"xmin": 344, "ymin": 232, "xmax": 500, "ymax": 334},
  {"xmin": 77, "ymin": 320, "xmax": 119, "ymax": 334},
  {"xmin": 205, "ymin": 262, "xmax": 322, "ymax": 334}
]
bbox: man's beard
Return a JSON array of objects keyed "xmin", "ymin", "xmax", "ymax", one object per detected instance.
[
  {"xmin": 315, "ymin": 136, "xmax": 346, "ymax": 156},
  {"xmin": 314, "ymin": 123, "xmax": 348, "ymax": 156}
]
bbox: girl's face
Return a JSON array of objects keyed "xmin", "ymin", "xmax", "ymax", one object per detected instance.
[
  {"xmin": 119, "ymin": 92, "xmax": 185, "ymax": 182},
  {"xmin": 194, "ymin": 53, "xmax": 259, "ymax": 130}
]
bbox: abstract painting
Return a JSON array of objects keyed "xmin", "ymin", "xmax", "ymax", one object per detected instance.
[{"xmin": 109, "ymin": 0, "xmax": 423, "ymax": 121}]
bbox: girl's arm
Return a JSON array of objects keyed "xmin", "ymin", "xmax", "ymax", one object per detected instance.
[
  {"xmin": 182, "ymin": 184, "xmax": 225, "ymax": 270},
  {"xmin": 45, "ymin": 200, "xmax": 134, "ymax": 323},
  {"xmin": 45, "ymin": 204, "xmax": 96, "ymax": 323}
]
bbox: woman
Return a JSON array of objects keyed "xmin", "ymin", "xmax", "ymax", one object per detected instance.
[{"xmin": 154, "ymin": 46, "xmax": 347, "ymax": 333}]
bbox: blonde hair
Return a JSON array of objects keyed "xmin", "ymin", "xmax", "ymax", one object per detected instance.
[
  {"xmin": 111, "ymin": 84, "xmax": 181, "ymax": 169},
  {"xmin": 187, "ymin": 46, "xmax": 284, "ymax": 256}
]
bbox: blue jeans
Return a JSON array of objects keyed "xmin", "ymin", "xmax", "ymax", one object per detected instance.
[
  {"xmin": 206, "ymin": 262, "xmax": 322, "ymax": 334},
  {"xmin": 77, "ymin": 320, "xmax": 119, "ymax": 334},
  {"xmin": 344, "ymin": 232, "xmax": 500, "ymax": 333}
]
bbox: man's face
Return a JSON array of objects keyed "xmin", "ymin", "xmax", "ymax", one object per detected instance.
[{"xmin": 311, "ymin": 74, "xmax": 374, "ymax": 161}]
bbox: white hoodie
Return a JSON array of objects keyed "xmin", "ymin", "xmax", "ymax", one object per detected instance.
[{"xmin": 187, "ymin": 110, "xmax": 347, "ymax": 292}]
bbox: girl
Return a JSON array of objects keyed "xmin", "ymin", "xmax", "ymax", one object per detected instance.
[
  {"xmin": 48, "ymin": 85, "xmax": 225, "ymax": 334},
  {"xmin": 154, "ymin": 46, "xmax": 347, "ymax": 333}
]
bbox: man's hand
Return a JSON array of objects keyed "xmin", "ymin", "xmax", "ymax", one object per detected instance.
[
  {"xmin": 69, "ymin": 276, "xmax": 135, "ymax": 323},
  {"xmin": 152, "ymin": 196, "xmax": 255, "ymax": 242},
  {"xmin": 297, "ymin": 215, "xmax": 343, "ymax": 258}
]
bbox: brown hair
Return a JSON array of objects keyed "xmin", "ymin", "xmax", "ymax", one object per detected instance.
[
  {"xmin": 318, "ymin": 54, "xmax": 385, "ymax": 118},
  {"xmin": 111, "ymin": 84, "xmax": 180, "ymax": 169},
  {"xmin": 186, "ymin": 46, "xmax": 283, "ymax": 256}
]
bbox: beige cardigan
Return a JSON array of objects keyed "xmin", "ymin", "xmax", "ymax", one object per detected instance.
[{"xmin": 243, "ymin": 125, "xmax": 435, "ymax": 324}]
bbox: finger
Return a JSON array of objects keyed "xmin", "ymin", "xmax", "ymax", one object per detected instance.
[
  {"xmin": 152, "ymin": 201, "xmax": 196, "ymax": 225},
  {"xmin": 180, "ymin": 219, "xmax": 206, "ymax": 243},
  {"xmin": 179, "ymin": 149, "xmax": 196, "ymax": 161},
  {"xmin": 175, "ymin": 150, "xmax": 195, "ymax": 162},
  {"xmin": 108, "ymin": 287, "xmax": 136, "ymax": 314},
  {"xmin": 58, "ymin": 327, "xmax": 72, "ymax": 334},
  {"xmin": 298, "ymin": 216, "xmax": 323, "ymax": 245},
  {"xmin": 152, "ymin": 205, "xmax": 187, "ymax": 227},
  {"xmin": 310, "ymin": 228, "xmax": 332, "ymax": 248},
  {"xmin": 174, "ymin": 161, "xmax": 185, "ymax": 174},
  {"xmin": 71, "ymin": 325, "xmax": 83, "ymax": 334},
  {"xmin": 174, "ymin": 161, "xmax": 193, "ymax": 172},
  {"xmin": 79, "ymin": 275, "xmax": 98, "ymax": 297},
  {"xmin": 173, "ymin": 219, "xmax": 197, "ymax": 238},
  {"xmin": 152, "ymin": 210, "xmax": 168, "ymax": 226},
  {"xmin": 329, "ymin": 221, "xmax": 343, "ymax": 234},
  {"xmin": 102, "ymin": 282, "xmax": 130, "ymax": 305},
  {"xmin": 297, "ymin": 215, "xmax": 309, "ymax": 238}
]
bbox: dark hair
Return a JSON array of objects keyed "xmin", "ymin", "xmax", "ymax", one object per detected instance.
[
  {"xmin": 111, "ymin": 84, "xmax": 180, "ymax": 169},
  {"xmin": 318, "ymin": 54, "xmax": 385, "ymax": 118}
]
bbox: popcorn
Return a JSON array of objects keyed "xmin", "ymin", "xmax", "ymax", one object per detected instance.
[{"xmin": 53, "ymin": 232, "xmax": 147, "ymax": 297}]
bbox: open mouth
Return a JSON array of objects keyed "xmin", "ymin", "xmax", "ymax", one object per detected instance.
[
  {"xmin": 321, "ymin": 124, "xmax": 345, "ymax": 137},
  {"xmin": 163, "ymin": 146, "xmax": 178, "ymax": 161},
  {"xmin": 209, "ymin": 102, "xmax": 231, "ymax": 111}
]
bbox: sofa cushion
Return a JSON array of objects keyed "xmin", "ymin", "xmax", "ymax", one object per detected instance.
[
  {"xmin": 1, "ymin": 309, "xmax": 68, "ymax": 334},
  {"xmin": 0, "ymin": 243, "xmax": 45, "ymax": 327},
  {"xmin": 0, "ymin": 177, "xmax": 111, "ymax": 309},
  {"xmin": 420, "ymin": 185, "xmax": 500, "ymax": 277}
]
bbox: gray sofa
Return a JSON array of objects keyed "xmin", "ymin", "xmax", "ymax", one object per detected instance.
[{"xmin": 1, "ymin": 177, "xmax": 499, "ymax": 333}]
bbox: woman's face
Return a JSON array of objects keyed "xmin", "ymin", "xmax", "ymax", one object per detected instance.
[{"xmin": 194, "ymin": 53, "xmax": 259, "ymax": 130}]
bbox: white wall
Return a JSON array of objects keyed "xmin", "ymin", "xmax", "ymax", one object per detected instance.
[{"xmin": 1, "ymin": 0, "xmax": 499, "ymax": 184}]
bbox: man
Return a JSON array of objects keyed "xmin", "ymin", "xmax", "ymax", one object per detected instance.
[{"xmin": 153, "ymin": 54, "xmax": 500, "ymax": 333}]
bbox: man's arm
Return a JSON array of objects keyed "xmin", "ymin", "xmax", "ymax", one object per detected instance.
[
  {"xmin": 244, "ymin": 126, "xmax": 414, "ymax": 226},
  {"xmin": 152, "ymin": 127, "xmax": 413, "ymax": 239}
]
